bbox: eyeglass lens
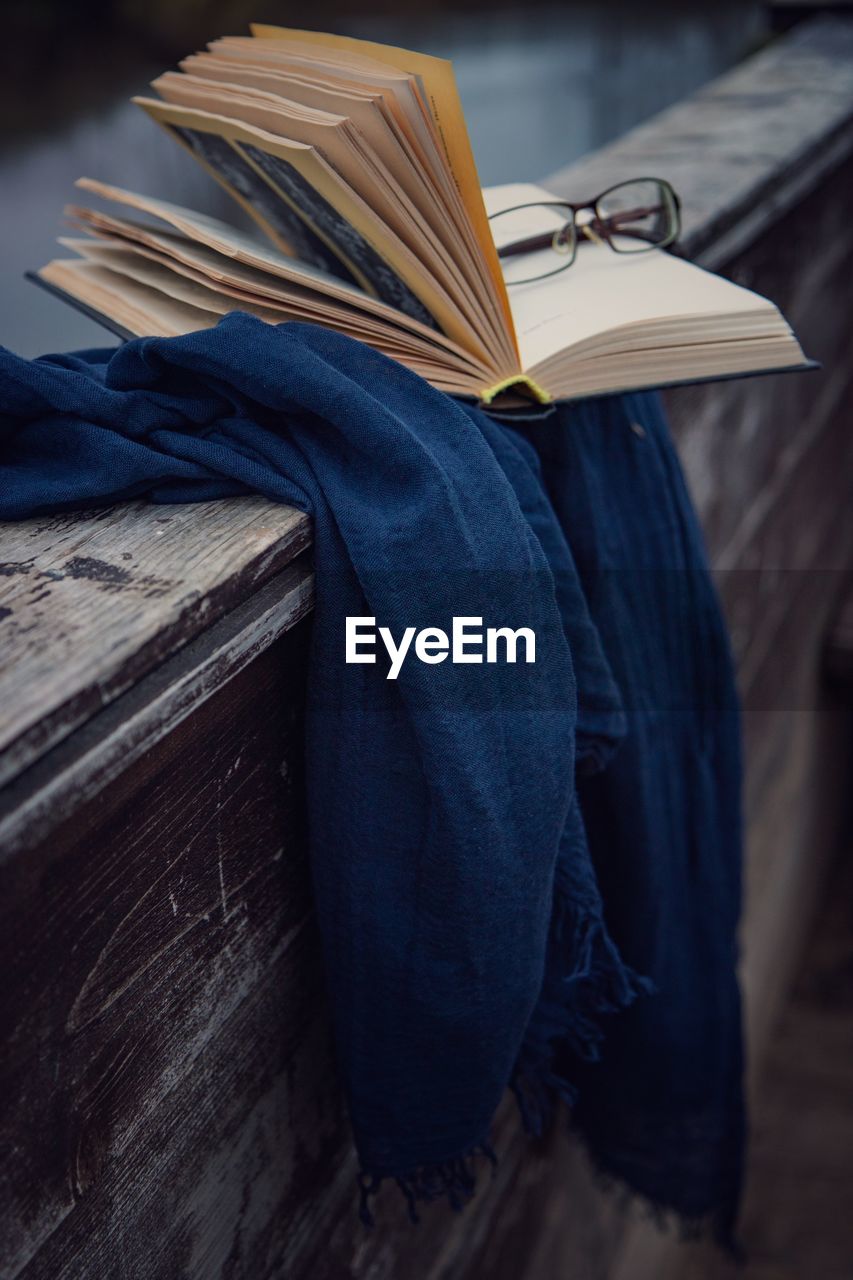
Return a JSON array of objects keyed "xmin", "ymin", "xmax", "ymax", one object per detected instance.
[
  {"xmin": 595, "ymin": 179, "xmax": 677, "ymax": 254},
  {"xmin": 489, "ymin": 203, "xmax": 577, "ymax": 285}
]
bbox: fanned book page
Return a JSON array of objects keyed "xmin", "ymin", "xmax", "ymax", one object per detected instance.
[{"xmin": 33, "ymin": 29, "xmax": 810, "ymax": 405}]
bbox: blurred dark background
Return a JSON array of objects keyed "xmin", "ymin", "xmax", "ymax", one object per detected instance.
[{"xmin": 0, "ymin": 0, "xmax": 767, "ymax": 354}]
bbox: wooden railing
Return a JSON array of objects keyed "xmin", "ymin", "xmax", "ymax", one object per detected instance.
[{"xmin": 2, "ymin": 16, "xmax": 853, "ymax": 1280}]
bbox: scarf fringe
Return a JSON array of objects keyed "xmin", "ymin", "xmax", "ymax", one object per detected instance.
[
  {"xmin": 358, "ymin": 1143, "xmax": 497, "ymax": 1227},
  {"xmin": 357, "ymin": 1131, "xmax": 743, "ymax": 1257},
  {"xmin": 357, "ymin": 868, "xmax": 654, "ymax": 1228},
  {"xmin": 525, "ymin": 863, "xmax": 743, "ymax": 1257},
  {"xmin": 511, "ymin": 862, "xmax": 655, "ymax": 1138},
  {"xmin": 572, "ymin": 1134, "xmax": 747, "ymax": 1261}
]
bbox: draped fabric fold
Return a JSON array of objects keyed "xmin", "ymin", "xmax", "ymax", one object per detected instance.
[{"xmin": 0, "ymin": 316, "xmax": 744, "ymax": 1241}]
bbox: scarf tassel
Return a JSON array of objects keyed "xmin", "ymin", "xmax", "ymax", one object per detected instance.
[
  {"xmin": 358, "ymin": 1143, "xmax": 498, "ymax": 1227},
  {"xmin": 358, "ymin": 867, "xmax": 652, "ymax": 1226},
  {"xmin": 511, "ymin": 862, "xmax": 655, "ymax": 1137}
]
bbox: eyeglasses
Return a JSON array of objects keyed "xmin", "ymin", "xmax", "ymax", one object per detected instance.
[{"xmin": 488, "ymin": 177, "xmax": 681, "ymax": 285}]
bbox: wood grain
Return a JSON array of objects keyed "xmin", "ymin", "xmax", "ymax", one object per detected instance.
[
  {"xmin": 0, "ymin": 554, "xmax": 315, "ymax": 859},
  {"xmin": 0, "ymin": 498, "xmax": 310, "ymax": 788},
  {"xmin": 604, "ymin": 28, "xmax": 853, "ymax": 1280},
  {"xmin": 0, "ymin": 615, "xmax": 624, "ymax": 1280},
  {"xmin": 0, "ymin": 622, "xmax": 315, "ymax": 1279}
]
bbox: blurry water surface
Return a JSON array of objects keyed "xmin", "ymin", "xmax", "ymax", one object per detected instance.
[{"xmin": 0, "ymin": 2, "xmax": 764, "ymax": 355}]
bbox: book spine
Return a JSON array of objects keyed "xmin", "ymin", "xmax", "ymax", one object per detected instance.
[{"xmin": 479, "ymin": 374, "xmax": 552, "ymax": 406}]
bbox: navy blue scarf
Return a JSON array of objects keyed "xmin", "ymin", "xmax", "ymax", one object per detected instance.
[{"xmin": 0, "ymin": 316, "xmax": 744, "ymax": 1242}]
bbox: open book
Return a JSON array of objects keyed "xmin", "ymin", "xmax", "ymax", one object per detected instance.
[{"xmin": 34, "ymin": 25, "xmax": 810, "ymax": 405}]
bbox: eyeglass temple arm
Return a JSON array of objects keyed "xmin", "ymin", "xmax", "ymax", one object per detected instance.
[{"xmin": 497, "ymin": 231, "xmax": 561, "ymax": 259}]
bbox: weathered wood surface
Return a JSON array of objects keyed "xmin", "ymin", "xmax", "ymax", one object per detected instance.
[
  {"xmin": 668, "ymin": 142, "xmax": 853, "ymax": 1063},
  {"xmin": 578, "ymin": 24, "xmax": 853, "ymax": 1280},
  {"xmin": 0, "ymin": 621, "xmax": 315, "ymax": 1279},
  {"xmin": 771, "ymin": 1, "xmax": 853, "ymax": 38},
  {"xmin": 2, "ymin": 16, "xmax": 853, "ymax": 1280},
  {"xmin": 0, "ymin": 498, "xmax": 310, "ymax": 787},
  {"xmin": 546, "ymin": 17, "xmax": 853, "ymax": 270},
  {"xmin": 0, "ymin": 554, "xmax": 315, "ymax": 859},
  {"xmin": 0, "ymin": 597, "xmax": 627, "ymax": 1280},
  {"xmin": 676, "ymin": 847, "xmax": 853, "ymax": 1280}
]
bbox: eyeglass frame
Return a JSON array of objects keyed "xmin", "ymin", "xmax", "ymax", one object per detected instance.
[{"xmin": 489, "ymin": 177, "xmax": 682, "ymax": 285}]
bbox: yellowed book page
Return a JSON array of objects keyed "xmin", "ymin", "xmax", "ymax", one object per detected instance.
[
  {"xmin": 547, "ymin": 312, "xmax": 791, "ymax": 363},
  {"xmin": 60, "ymin": 241, "xmax": 470, "ymax": 375},
  {"xmin": 201, "ymin": 38, "xmax": 515, "ymax": 368},
  {"xmin": 204, "ymin": 41, "xmax": 492, "ymax": 264},
  {"xmin": 134, "ymin": 97, "xmax": 489, "ymax": 360},
  {"xmin": 59, "ymin": 237, "xmax": 487, "ymax": 378},
  {"xmin": 150, "ymin": 73, "xmax": 500, "ymax": 349},
  {"xmin": 56, "ymin": 243, "xmax": 293, "ymax": 322},
  {"xmin": 204, "ymin": 38, "xmax": 517, "ymax": 362},
  {"xmin": 68, "ymin": 185, "xmax": 392, "ymax": 305},
  {"xmin": 175, "ymin": 56, "xmax": 501, "ymax": 325},
  {"xmin": 39, "ymin": 259, "xmax": 220, "ymax": 336},
  {"xmin": 251, "ymin": 24, "xmax": 515, "ymax": 352},
  {"xmin": 186, "ymin": 50, "xmax": 443, "ymax": 193},
  {"xmin": 550, "ymin": 337, "xmax": 807, "ymax": 400},
  {"xmin": 212, "ymin": 36, "xmax": 442, "ymax": 167},
  {"xmin": 177, "ymin": 58, "xmax": 439, "ymax": 212},
  {"xmin": 518, "ymin": 249, "xmax": 781, "ymax": 377},
  {"xmin": 69, "ymin": 181, "xmax": 488, "ymax": 371},
  {"xmin": 40, "ymin": 258, "xmax": 481, "ymax": 396}
]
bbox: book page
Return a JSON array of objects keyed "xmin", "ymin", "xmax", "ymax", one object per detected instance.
[
  {"xmin": 150, "ymin": 74, "xmax": 503, "ymax": 351},
  {"xmin": 170, "ymin": 55, "xmax": 507, "ymax": 349},
  {"xmin": 37, "ymin": 259, "xmax": 483, "ymax": 396},
  {"xmin": 484, "ymin": 183, "xmax": 779, "ymax": 374},
  {"xmin": 175, "ymin": 59, "xmax": 458, "ymax": 243},
  {"xmin": 214, "ymin": 36, "xmax": 443, "ymax": 176},
  {"xmin": 134, "ymin": 97, "xmax": 491, "ymax": 359},
  {"xmin": 58, "ymin": 236, "xmax": 488, "ymax": 378},
  {"xmin": 67, "ymin": 187, "xmax": 493, "ymax": 377},
  {"xmin": 252, "ymin": 25, "xmax": 516, "ymax": 349},
  {"xmin": 39, "ymin": 260, "xmax": 221, "ymax": 337},
  {"xmin": 188, "ymin": 50, "xmax": 467, "ymax": 234}
]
